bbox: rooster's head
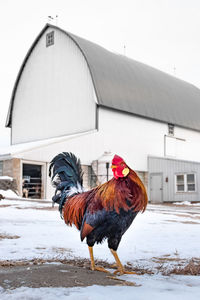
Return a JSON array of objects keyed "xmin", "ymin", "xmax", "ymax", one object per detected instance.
[{"xmin": 111, "ymin": 155, "xmax": 129, "ymax": 179}]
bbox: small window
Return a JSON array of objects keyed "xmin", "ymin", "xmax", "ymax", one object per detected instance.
[
  {"xmin": 187, "ymin": 174, "xmax": 195, "ymax": 192},
  {"xmin": 176, "ymin": 174, "xmax": 184, "ymax": 192},
  {"xmin": 168, "ymin": 124, "xmax": 174, "ymax": 136},
  {"xmin": 175, "ymin": 173, "xmax": 196, "ymax": 193},
  {"xmin": 0, "ymin": 161, "xmax": 3, "ymax": 176},
  {"xmin": 46, "ymin": 31, "xmax": 54, "ymax": 47}
]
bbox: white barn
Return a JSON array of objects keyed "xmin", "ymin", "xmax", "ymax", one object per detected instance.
[{"xmin": 1, "ymin": 23, "xmax": 200, "ymax": 203}]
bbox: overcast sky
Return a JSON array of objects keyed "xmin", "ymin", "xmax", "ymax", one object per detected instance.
[{"xmin": 0, "ymin": 0, "xmax": 200, "ymax": 148}]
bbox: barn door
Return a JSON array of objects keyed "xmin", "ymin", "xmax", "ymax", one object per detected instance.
[
  {"xmin": 22, "ymin": 163, "xmax": 42, "ymax": 199},
  {"xmin": 150, "ymin": 173, "xmax": 163, "ymax": 203}
]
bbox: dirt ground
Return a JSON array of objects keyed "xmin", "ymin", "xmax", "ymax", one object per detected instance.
[
  {"xmin": 0, "ymin": 260, "xmax": 140, "ymax": 289},
  {"xmin": 1, "ymin": 256, "xmax": 199, "ymax": 290}
]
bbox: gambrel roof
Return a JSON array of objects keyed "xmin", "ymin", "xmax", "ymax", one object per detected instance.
[{"xmin": 6, "ymin": 24, "xmax": 200, "ymax": 131}]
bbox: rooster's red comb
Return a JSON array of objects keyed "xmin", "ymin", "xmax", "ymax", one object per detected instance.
[{"xmin": 112, "ymin": 154, "xmax": 124, "ymax": 165}]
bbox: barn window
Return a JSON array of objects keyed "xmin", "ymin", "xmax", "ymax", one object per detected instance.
[
  {"xmin": 168, "ymin": 124, "xmax": 174, "ymax": 136},
  {"xmin": 46, "ymin": 31, "xmax": 54, "ymax": 47},
  {"xmin": 175, "ymin": 173, "xmax": 196, "ymax": 193}
]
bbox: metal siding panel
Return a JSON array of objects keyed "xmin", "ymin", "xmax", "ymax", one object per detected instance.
[{"xmin": 149, "ymin": 156, "xmax": 200, "ymax": 202}]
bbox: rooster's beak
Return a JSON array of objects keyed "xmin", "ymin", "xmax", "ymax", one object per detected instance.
[{"xmin": 111, "ymin": 165, "xmax": 117, "ymax": 169}]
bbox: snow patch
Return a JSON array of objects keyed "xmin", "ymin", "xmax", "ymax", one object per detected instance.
[
  {"xmin": 173, "ymin": 201, "xmax": 200, "ymax": 206},
  {"xmin": 0, "ymin": 189, "xmax": 19, "ymax": 199},
  {"xmin": 0, "ymin": 278, "xmax": 200, "ymax": 300},
  {"xmin": 0, "ymin": 176, "xmax": 13, "ymax": 181}
]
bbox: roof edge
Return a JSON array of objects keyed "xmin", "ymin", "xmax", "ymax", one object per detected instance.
[
  {"xmin": 1, "ymin": 129, "xmax": 97, "ymax": 157},
  {"xmin": 148, "ymin": 155, "xmax": 200, "ymax": 165}
]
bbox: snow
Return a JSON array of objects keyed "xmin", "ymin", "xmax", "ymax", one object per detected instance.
[
  {"xmin": 0, "ymin": 176, "xmax": 13, "ymax": 181},
  {"xmin": 0, "ymin": 276, "xmax": 200, "ymax": 300},
  {"xmin": 0, "ymin": 189, "xmax": 19, "ymax": 198},
  {"xmin": 0, "ymin": 198, "xmax": 200, "ymax": 299},
  {"xmin": 173, "ymin": 201, "xmax": 200, "ymax": 206},
  {"xmin": 1, "ymin": 201, "xmax": 199, "ymax": 262}
]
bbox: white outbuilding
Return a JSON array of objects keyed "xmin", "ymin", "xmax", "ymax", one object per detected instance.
[{"xmin": 1, "ymin": 23, "xmax": 200, "ymax": 203}]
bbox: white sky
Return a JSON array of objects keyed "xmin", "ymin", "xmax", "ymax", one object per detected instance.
[{"xmin": 0, "ymin": 0, "xmax": 200, "ymax": 148}]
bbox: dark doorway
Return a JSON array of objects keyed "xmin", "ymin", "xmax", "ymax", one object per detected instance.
[{"xmin": 22, "ymin": 164, "xmax": 42, "ymax": 199}]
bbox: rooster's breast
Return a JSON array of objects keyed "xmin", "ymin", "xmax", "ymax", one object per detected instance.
[{"xmin": 83, "ymin": 208, "xmax": 138, "ymax": 250}]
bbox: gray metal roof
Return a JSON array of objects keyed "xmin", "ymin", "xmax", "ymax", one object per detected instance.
[{"xmin": 6, "ymin": 24, "xmax": 200, "ymax": 131}]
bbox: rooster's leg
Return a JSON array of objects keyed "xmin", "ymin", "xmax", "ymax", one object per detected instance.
[
  {"xmin": 110, "ymin": 249, "xmax": 137, "ymax": 275},
  {"xmin": 88, "ymin": 246, "xmax": 110, "ymax": 273}
]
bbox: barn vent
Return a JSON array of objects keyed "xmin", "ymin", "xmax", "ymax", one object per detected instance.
[
  {"xmin": 46, "ymin": 31, "xmax": 54, "ymax": 47},
  {"xmin": 168, "ymin": 124, "xmax": 174, "ymax": 136}
]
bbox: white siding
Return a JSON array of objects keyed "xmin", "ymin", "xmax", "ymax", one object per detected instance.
[
  {"xmin": 12, "ymin": 28, "xmax": 96, "ymax": 144},
  {"xmin": 13, "ymin": 107, "xmax": 200, "ymax": 169},
  {"xmin": 97, "ymin": 108, "xmax": 168, "ymax": 171},
  {"xmin": 171, "ymin": 126, "xmax": 200, "ymax": 162},
  {"xmin": 98, "ymin": 108, "xmax": 200, "ymax": 169},
  {"xmin": 11, "ymin": 108, "xmax": 200, "ymax": 198},
  {"xmin": 13, "ymin": 108, "xmax": 169, "ymax": 169}
]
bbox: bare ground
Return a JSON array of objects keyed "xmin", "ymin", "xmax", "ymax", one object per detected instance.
[
  {"xmin": 0, "ymin": 258, "xmax": 141, "ymax": 289},
  {"xmin": 0, "ymin": 256, "xmax": 200, "ymax": 290},
  {"xmin": 0, "ymin": 234, "xmax": 20, "ymax": 240}
]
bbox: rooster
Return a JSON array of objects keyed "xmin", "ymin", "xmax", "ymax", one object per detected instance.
[{"xmin": 49, "ymin": 152, "xmax": 148, "ymax": 275}]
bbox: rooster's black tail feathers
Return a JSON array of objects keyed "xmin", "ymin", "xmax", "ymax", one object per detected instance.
[{"xmin": 49, "ymin": 152, "xmax": 84, "ymax": 215}]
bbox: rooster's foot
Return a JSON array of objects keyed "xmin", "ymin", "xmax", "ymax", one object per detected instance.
[
  {"xmin": 91, "ymin": 265, "xmax": 110, "ymax": 273},
  {"xmin": 113, "ymin": 268, "xmax": 137, "ymax": 275}
]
